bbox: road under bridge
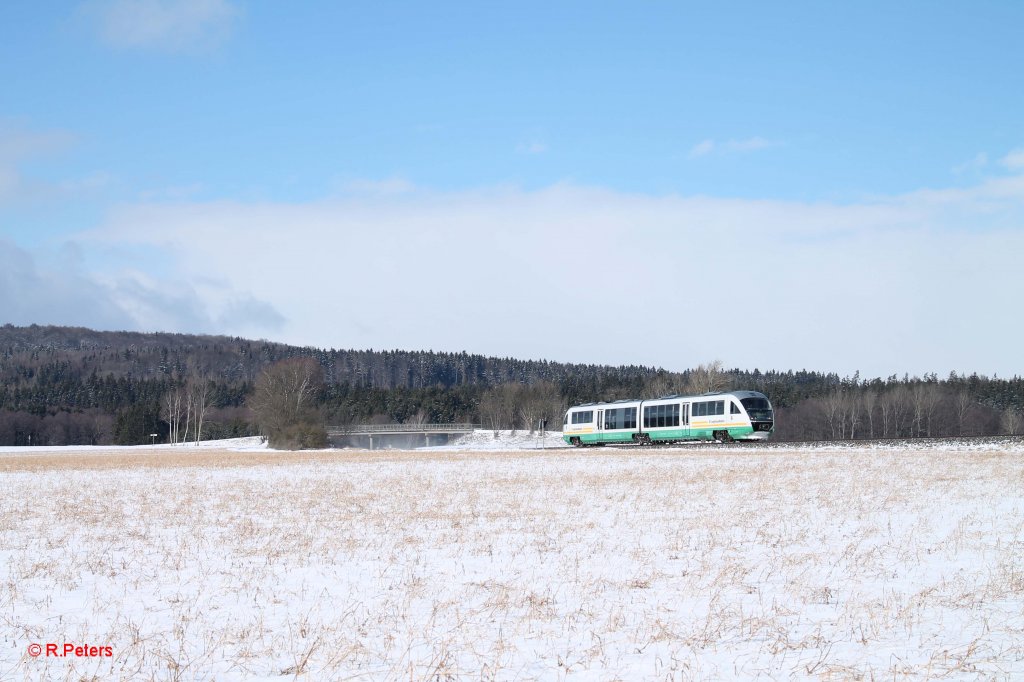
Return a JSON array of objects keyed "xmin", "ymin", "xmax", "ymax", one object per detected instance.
[{"xmin": 327, "ymin": 423, "xmax": 480, "ymax": 450}]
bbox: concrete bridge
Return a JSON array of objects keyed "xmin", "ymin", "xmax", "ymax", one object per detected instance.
[{"xmin": 326, "ymin": 423, "xmax": 480, "ymax": 450}]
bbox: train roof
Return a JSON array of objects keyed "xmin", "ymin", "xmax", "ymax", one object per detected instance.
[{"xmin": 566, "ymin": 390, "xmax": 768, "ymax": 411}]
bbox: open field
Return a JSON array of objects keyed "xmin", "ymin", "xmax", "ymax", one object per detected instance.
[{"xmin": 2, "ymin": 443, "xmax": 1023, "ymax": 680}]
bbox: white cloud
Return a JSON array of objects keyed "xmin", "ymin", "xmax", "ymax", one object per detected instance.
[
  {"xmin": 952, "ymin": 152, "xmax": 988, "ymax": 175},
  {"xmin": 1001, "ymin": 148, "xmax": 1024, "ymax": 171},
  {"xmin": 138, "ymin": 183, "xmax": 204, "ymax": 201},
  {"xmin": 688, "ymin": 139, "xmax": 715, "ymax": 158},
  {"xmin": 725, "ymin": 136, "xmax": 777, "ymax": 152},
  {"xmin": 83, "ymin": 0, "xmax": 239, "ymax": 52},
  {"xmin": 516, "ymin": 141, "xmax": 548, "ymax": 155},
  {"xmin": 0, "ymin": 125, "xmax": 75, "ymax": 163},
  {"xmin": 0, "ymin": 238, "xmax": 284, "ymax": 337},
  {"xmin": 0, "ymin": 240, "xmax": 132, "ymax": 330},
  {"xmin": 79, "ymin": 171, "xmax": 1024, "ymax": 378},
  {"xmin": 59, "ymin": 171, "xmax": 113, "ymax": 195},
  {"xmin": 337, "ymin": 177, "xmax": 417, "ymax": 197},
  {"xmin": 690, "ymin": 137, "xmax": 779, "ymax": 159},
  {"xmin": 0, "ymin": 122, "xmax": 77, "ymax": 202}
]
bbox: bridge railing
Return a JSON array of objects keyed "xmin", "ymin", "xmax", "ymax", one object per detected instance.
[{"xmin": 327, "ymin": 423, "xmax": 481, "ymax": 434}]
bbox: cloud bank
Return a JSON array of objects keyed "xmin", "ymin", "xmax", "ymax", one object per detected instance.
[
  {"xmin": 0, "ymin": 239, "xmax": 285, "ymax": 338},
  {"xmin": 0, "ymin": 122, "xmax": 77, "ymax": 203},
  {"xmin": 83, "ymin": 0, "xmax": 239, "ymax": 52},
  {"xmin": 78, "ymin": 170, "xmax": 1024, "ymax": 378},
  {"xmin": 688, "ymin": 137, "xmax": 780, "ymax": 159}
]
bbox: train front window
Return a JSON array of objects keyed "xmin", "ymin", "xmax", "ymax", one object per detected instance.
[{"xmin": 740, "ymin": 397, "xmax": 773, "ymax": 421}]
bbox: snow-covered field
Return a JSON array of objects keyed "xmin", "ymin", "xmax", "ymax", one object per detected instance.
[{"xmin": 2, "ymin": 438, "xmax": 1023, "ymax": 680}]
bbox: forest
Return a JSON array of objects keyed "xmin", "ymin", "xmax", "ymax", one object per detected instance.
[{"xmin": 0, "ymin": 324, "xmax": 1021, "ymax": 446}]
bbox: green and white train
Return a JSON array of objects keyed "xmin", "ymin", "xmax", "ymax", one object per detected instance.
[{"xmin": 562, "ymin": 391, "xmax": 774, "ymax": 446}]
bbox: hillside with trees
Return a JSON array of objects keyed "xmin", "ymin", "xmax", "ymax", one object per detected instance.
[{"xmin": 0, "ymin": 324, "xmax": 1021, "ymax": 446}]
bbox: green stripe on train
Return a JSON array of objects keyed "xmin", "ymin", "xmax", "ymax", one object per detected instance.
[{"xmin": 563, "ymin": 425, "xmax": 758, "ymax": 444}]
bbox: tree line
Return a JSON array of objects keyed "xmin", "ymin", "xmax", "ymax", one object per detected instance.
[{"xmin": 0, "ymin": 325, "xmax": 1021, "ymax": 446}]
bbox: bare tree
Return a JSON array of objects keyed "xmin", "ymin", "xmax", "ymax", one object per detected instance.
[
  {"xmin": 888, "ymin": 386, "xmax": 911, "ymax": 438},
  {"xmin": 911, "ymin": 384, "xmax": 942, "ymax": 437},
  {"xmin": 182, "ymin": 389, "xmax": 193, "ymax": 445},
  {"xmin": 846, "ymin": 391, "xmax": 862, "ymax": 440},
  {"xmin": 879, "ymin": 391, "xmax": 892, "ymax": 438},
  {"xmin": 954, "ymin": 390, "xmax": 973, "ymax": 436},
  {"xmin": 248, "ymin": 357, "xmax": 326, "ymax": 449},
  {"xmin": 648, "ymin": 371, "xmax": 687, "ymax": 398},
  {"xmin": 1001, "ymin": 409, "xmax": 1023, "ymax": 435},
  {"xmin": 862, "ymin": 390, "xmax": 878, "ymax": 439},
  {"xmin": 479, "ymin": 389, "xmax": 507, "ymax": 435},
  {"xmin": 516, "ymin": 381, "xmax": 562, "ymax": 433},
  {"xmin": 823, "ymin": 389, "xmax": 844, "ymax": 440},
  {"xmin": 518, "ymin": 400, "xmax": 541, "ymax": 434},
  {"xmin": 479, "ymin": 384, "xmax": 519, "ymax": 435},
  {"xmin": 163, "ymin": 387, "xmax": 184, "ymax": 445},
  {"xmin": 687, "ymin": 360, "xmax": 730, "ymax": 394},
  {"xmin": 190, "ymin": 380, "xmax": 212, "ymax": 445}
]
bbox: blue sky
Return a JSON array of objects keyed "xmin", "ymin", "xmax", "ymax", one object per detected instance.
[{"xmin": 2, "ymin": 1, "xmax": 1023, "ymax": 378}]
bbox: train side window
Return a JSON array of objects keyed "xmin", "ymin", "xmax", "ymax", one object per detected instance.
[
  {"xmin": 731, "ymin": 402, "xmax": 741, "ymax": 415},
  {"xmin": 605, "ymin": 408, "xmax": 618, "ymax": 430},
  {"xmin": 571, "ymin": 411, "xmax": 593, "ymax": 424},
  {"xmin": 715, "ymin": 401, "xmax": 724, "ymax": 415}
]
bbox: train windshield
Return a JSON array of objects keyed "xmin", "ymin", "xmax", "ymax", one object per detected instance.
[{"xmin": 740, "ymin": 397, "xmax": 773, "ymax": 421}]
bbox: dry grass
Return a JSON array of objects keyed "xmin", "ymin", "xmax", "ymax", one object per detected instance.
[
  {"xmin": 0, "ymin": 447, "xmax": 515, "ymax": 472},
  {"xmin": 2, "ymin": 446, "xmax": 1023, "ymax": 680}
]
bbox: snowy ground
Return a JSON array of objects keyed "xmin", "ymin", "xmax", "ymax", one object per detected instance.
[
  {"xmin": 2, "ymin": 439, "xmax": 1023, "ymax": 680},
  {"xmin": 427, "ymin": 429, "xmax": 568, "ymax": 451},
  {"xmin": 0, "ymin": 435, "xmax": 271, "ymax": 455}
]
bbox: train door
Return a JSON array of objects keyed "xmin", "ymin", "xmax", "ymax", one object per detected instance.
[
  {"xmin": 681, "ymin": 403, "xmax": 690, "ymax": 438},
  {"xmin": 596, "ymin": 410, "xmax": 604, "ymax": 442}
]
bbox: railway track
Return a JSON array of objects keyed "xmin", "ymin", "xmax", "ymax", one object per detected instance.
[{"xmin": 561, "ymin": 433, "xmax": 1024, "ymax": 451}]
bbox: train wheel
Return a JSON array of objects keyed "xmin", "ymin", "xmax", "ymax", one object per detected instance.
[{"xmin": 570, "ymin": 437, "xmax": 582, "ymax": 447}]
